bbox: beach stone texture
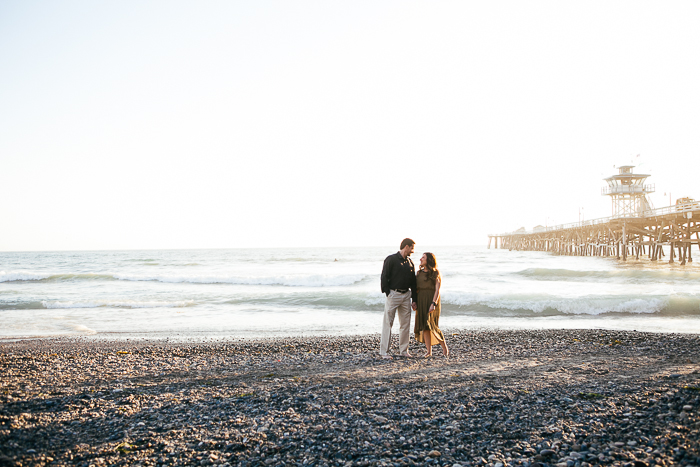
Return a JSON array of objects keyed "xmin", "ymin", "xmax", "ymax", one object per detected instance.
[{"xmin": 1, "ymin": 329, "xmax": 699, "ymax": 467}]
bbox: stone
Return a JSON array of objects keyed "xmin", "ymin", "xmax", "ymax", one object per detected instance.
[{"xmin": 0, "ymin": 330, "xmax": 695, "ymax": 467}]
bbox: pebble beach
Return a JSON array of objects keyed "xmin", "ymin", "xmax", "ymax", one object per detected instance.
[{"xmin": 1, "ymin": 329, "xmax": 700, "ymax": 467}]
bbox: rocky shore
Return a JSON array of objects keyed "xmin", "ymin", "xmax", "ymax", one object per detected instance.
[{"xmin": 1, "ymin": 329, "xmax": 699, "ymax": 467}]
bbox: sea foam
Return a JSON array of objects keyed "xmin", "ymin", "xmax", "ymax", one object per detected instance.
[
  {"xmin": 42, "ymin": 300, "xmax": 195, "ymax": 309},
  {"xmin": 440, "ymin": 291, "xmax": 674, "ymax": 316},
  {"xmin": 0, "ymin": 270, "xmax": 51, "ymax": 282},
  {"xmin": 112, "ymin": 273, "xmax": 368, "ymax": 287},
  {"xmin": 515, "ymin": 267, "xmax": 700, "ymax": 282},
  {"xmin": 0, "ymin": 270, "xmax": 368, "ymax": 287}
]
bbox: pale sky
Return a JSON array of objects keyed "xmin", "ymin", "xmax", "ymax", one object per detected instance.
[{"xmin": 2, "ymin": 1, "xmax": 699, "ymax": 251}]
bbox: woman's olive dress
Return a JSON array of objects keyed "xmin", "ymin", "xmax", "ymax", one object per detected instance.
[{"xmin": 414, "ymin": 270, "xmax": 445, "ymax": 344}]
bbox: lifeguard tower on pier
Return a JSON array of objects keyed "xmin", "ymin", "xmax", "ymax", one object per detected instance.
[{"xmin": 602, "ymin": 166, "xmax": 655, "ymax": 217}]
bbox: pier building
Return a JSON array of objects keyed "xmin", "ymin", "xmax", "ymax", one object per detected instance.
[
  {"xmin": 489, "ymin": 166, "xmax": 700, "ymax": 264},
  {"xmin": 603, "ymin": 165, "xmax": 654, "ymax": 217}
]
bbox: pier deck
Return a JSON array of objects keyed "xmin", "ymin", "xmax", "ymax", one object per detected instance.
[{"xmin": 489, "ymin": 200, "xmax": 700, "ymax": 264}]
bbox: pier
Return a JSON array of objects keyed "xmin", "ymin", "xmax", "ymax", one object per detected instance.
[{"xmin": 489, "ymin": 166, "xmax": 700, "ymax": 264}]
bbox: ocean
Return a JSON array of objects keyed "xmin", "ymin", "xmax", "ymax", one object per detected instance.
[{"xmin": 1, "ymin": 245, "xmax": 700, "ymax": 339}]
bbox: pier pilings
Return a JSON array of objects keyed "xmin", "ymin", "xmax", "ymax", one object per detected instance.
[{"xmin": 489, "ymin": 211, "xmax": 699, "ymax": 265}]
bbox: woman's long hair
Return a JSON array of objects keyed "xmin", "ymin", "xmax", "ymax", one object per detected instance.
[{"xmin": 423, "ymin": 252, "xmax": 440, "ymax": 283}]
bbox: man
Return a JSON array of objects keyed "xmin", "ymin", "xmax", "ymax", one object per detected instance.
[{"xmin": 379, "ymin": 238, "xmax": 418, "ymax": 359}]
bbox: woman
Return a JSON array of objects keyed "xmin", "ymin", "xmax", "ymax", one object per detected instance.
[{"xmin": 414, "ymin": 252, "xmax": 448, "ymax": 357}]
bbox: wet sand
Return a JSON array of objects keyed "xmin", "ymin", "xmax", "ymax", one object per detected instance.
[{"xmin": 1, "ymin": 329, "xmax": 699, "ymax": 467}]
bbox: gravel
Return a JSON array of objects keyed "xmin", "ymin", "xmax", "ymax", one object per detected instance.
[{"xmin": 1, "ymin": 329, "xmax": 699, "ymax": 467}]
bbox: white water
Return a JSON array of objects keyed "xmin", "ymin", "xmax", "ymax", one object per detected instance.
[{"xmin": 1, "ymin": 246, "xmax": 699, "ymax": 339}]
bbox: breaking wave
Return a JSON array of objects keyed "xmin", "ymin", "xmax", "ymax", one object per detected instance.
[
  {"xmin": 198, "ymin": 291, "xmax": 700, "ymax": 317},
  {"xmin": 112, "ymin": 273, "xmax": 368, "ymax": 287},
  {"xmin": 0, "ymin": 300, "xmax": 195, "ymax": 310},
  {"xmin": 42, "ymin": 300, "xmax": 195, "ymax": 309},
  {"xmin": 439, "ymin": 291, "xmax": 700, "ymax": 317},
  {"xmin": 0, "ymin": 270, "xmax": 369, "ymax": 287},
  {"xmin": 0, "ymin": 271, "xmax": 53, "ymax": 282},
  {"xmin": 0, "ymin": 271, "xmax": 115, "ymax": 283},
  {"xmin": 515, "ymin": 268, "xmax": 700, "ymax": 283}
]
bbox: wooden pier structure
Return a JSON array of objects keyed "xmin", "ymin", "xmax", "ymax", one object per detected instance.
[{"xmin": 488, "ymin": 166, "xmax": 700, "ymax": 265}]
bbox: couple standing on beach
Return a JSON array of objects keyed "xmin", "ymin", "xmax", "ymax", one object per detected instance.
[{"xmin": 379, "ymin": 238, "xmax": 449, "ymax": 359}]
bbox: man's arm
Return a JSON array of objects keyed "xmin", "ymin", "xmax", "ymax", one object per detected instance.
[
  {"xmin": 410, "ymin": 262, "xmax": 418, "ymax": 303},
  {"xmin": 380, "ymin": 255, "xmax": 393, "ymax": 295}
]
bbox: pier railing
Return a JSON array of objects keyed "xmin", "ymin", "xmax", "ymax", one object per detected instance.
[{"xmin": 491, "ymin": 200, "xmax": 700, "ymax": 237}]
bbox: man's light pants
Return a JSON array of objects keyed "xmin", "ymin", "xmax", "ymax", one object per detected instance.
[{"xmin": 380, "ymin": 290, "xmax": 411, "ymax": 355}]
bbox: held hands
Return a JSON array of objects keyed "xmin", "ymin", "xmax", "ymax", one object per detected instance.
[{"xmin": 411, "ymin": 302, "xmax": 418, "ymax": 311}]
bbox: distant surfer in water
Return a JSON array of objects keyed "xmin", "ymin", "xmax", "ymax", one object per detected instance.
[{"xmin": 379, "ymin": 238, "xmax": 418, "ymax": 359}]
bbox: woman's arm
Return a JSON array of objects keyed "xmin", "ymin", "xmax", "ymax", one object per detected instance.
[{"xmin": 429, "ymin": 275, "xmax": 441, "ymax": 312}]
